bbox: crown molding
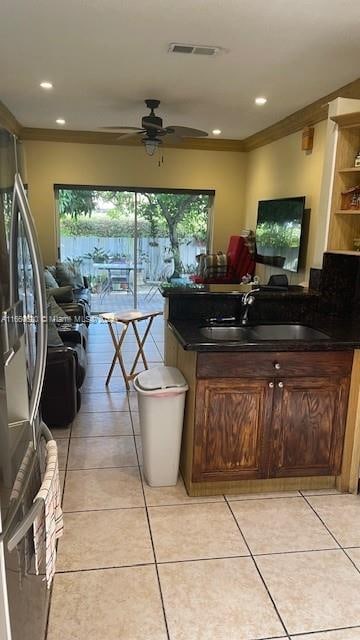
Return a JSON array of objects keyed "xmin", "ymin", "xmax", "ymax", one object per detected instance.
[
  {"xmin": 3, "ymin": 75, "xmax": 360, "ymax": 153},
  {"xmin": 242, "ymin": 77, "xmax": 360, "ymax": 151},
  {"xmin": 0, "ymin": 100, "xmax": 21, "ymax": 135},
  {"xmin": 20, "ymin": 127, "xmax": 245, "ymax": 152}
]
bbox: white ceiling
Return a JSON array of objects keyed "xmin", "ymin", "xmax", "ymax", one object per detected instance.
[{"xmin": 0, "ymin": 0, "xmax": 360, "ymax": 139}]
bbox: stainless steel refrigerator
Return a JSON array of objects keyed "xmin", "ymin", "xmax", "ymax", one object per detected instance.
[{"xmin": 0, "ymin": 127, "xmax": 50, "ymax": 640}]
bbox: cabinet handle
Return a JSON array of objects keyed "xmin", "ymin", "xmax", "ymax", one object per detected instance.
[
  {"xmin": 268, "ymin": 382, "xmax": 274, "ymax": 388},
  {"xmin": 278, "ymin": 381, "xmax": 284, "ymax": 388},
  {"xmin": 274, "ymin": 362, "xmax": 281, "ymax": 370}
]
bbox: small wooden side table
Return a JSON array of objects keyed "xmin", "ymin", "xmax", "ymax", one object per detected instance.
[{"xmin": 100, "ymin": 310, "xmax": 163, "ymax": 390}]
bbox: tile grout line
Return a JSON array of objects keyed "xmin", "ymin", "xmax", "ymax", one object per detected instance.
[
  {"xmin": 290, "ymin": 623, "xmax": 360, "ymax": 637},
  {"xmin": 224, "ymin": 495, "xmax": 290, "ymax": 639},
  {"xmin": 65, "ymin": 463, "xmax": 140, "ymax": 471},
  {"xmin": 130, "ymin": 405, "xmax": 171, "ymax": 640},
  {"xmin": 61, "ymin": 497, "xmax": 227, "ymax": 514},
  {"xmin": 299, "ymin": 491, "xmax": 360, "ymax": 575},
  {"xmin": 46, "ymin": 416, "xmax": 74, "ymax": 640}
]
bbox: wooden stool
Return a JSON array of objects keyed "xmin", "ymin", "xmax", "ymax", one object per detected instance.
[{"xmin": 100, "ymin": 310, "xmax": 163, "ymax": 390}]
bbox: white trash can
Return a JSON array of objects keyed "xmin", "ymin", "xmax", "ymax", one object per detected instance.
[{"xmin": 134, "ymin": 366, "xmax": 189, "ymax": 487}]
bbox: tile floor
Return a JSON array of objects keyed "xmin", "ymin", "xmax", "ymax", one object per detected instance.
[{"xmin": 47, "ymin": 315, "xmax": 360, "ymax": 640}]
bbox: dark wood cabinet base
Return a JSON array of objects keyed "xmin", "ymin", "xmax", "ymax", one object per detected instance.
[{"xmin": 165, "ymin": 326, "xmax": 360, "ymax": 497}]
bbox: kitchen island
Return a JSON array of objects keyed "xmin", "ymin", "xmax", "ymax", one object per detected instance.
[{"xmin": 162, "ymin": 284, "xmax": 360, "ymax": 496}]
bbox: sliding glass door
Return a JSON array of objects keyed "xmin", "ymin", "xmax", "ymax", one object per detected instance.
[{"xmin": 55, "ymin": 186, "xmax": 213, "ymax": 313}]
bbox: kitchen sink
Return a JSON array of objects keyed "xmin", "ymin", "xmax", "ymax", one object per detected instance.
[
  {"xmin": 200, "ymin": 326, "xmax": 252, "ymax": 341},
  {"xmin": 200, "ymin": 324, "xmax": 331, "ymax": 342}
]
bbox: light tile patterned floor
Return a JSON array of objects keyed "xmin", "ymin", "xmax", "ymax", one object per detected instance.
[{"xmin": 47, "ymin": 317, "xmax": 360, "ymax": 640}]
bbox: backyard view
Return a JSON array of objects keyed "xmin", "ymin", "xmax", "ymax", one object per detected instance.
[{"xmin": 56, "ymin": 187, "xmax": 211, "ymax": 312}]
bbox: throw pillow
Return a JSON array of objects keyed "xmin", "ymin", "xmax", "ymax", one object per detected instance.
[
  {"xmin": 46, "ymin": 285, "xmax": 74, "ymax": 303},
  {"xmin": 46, "ymin": 265, "xmax": 57, "ymax": 278},
  {"xmin": 56, "ymin": 261, "xmax": 84, "ymax": 289},
  {"xmin": 46, "ymin": 294, "xmax": 72, "ymax": 324},
  {"xmin": 46, "ymin": 303, "xmax": 64, "ymax": 348},
  {"xmin": 44, "ymin": 268, "xmax": 59, "ymax": 289},
  {"xmin": 203, "ymin": 252, "xmax": 228, "ymax": 279},
  {"xmin": 47, "ymin": 322, "xmax": 64, "ymax": 347}
]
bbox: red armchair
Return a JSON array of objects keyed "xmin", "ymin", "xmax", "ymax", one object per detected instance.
[{"xmin": 191, "ymin": 235, "xmax": 255, "ymax": 284}]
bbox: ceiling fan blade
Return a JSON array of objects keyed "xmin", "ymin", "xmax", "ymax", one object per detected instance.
[
  {"xmin": 166, "ymin": 126, "xmax": 208, "ymax": 138},
  {"xmin": 162, "ymin": 133, "xmax": 183, "ymax": 144},
  {"xmin": 101, "ymin": 126, "xmax": 144, "ymax": 132},
  {"xmin": 117, "ymin": 130, "xmax": 145, "ymax": 141},
  {"xmin": 142, "ymin": 120, "xmax": 166, "ymax": 133}
]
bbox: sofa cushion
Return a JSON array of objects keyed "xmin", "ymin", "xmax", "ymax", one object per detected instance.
[
  {"xmin": 63, "ymin": 341, "xmax": 87, "ymax": 387},
  {"xmin": 58, "ymin": 323, "xmax": 88, "ymax": 349},
  {"xmin": 59, "ymin": 302, "xmax": 89, "ymax": 325},
  {"xmin": 47, "ymin": 294, "xmax": 72, "ymax": 324},
  {"xmin": 56, "ymin": 261, "xmax": 84, "ymax": 289},
  {"xmin": 47, "ymin": 321, "xmax": 64, "ymax": 347},
  {"xmin": 44, "ymin": 268, "xmax": 59, "ymax": 289},
  {"xmin": 47, "ymin": 285, "xmax": 74, "ymax": 303}
]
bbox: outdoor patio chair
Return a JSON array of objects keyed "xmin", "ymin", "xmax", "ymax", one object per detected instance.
[{"xmin": 145, "ymin": 264, "xmax": 173, "ymax": 301}]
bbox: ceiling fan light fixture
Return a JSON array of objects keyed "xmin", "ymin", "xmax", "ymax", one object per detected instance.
[{"xmin": 143, "ymin": 138, "xmax": 161, "ymax": 156}]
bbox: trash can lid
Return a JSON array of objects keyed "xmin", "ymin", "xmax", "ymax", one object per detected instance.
[{"xmin": 136, "ymin": 366, "xmax": 187, "ymax": 391}]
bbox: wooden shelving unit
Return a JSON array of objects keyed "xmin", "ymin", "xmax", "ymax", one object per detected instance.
[
  {"xmin": 327, "ymin": 112, "xmax": 360, "ymax": 252},
  {"xmin": 335, "ymin": 210, "xmax": 360, "ymax": 215}
]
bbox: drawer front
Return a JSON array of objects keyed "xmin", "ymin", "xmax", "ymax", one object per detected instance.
[{"xmin": 197, "ymin": 351, "xmax": 353, "ymax": 379}]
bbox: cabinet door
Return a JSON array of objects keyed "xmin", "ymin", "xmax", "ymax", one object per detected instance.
[
  {"xmin": 270, "ymin": 376, "xmax": 350, "ymax": 477},
  {"xmin": 193, "ymin": 378, "xmax": 273, "ymax": 482}
]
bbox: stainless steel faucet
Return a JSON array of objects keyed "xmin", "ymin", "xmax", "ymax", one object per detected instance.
[{"xmin": 241, "ymin": 288, "xmax": 261, "ymax": 325}]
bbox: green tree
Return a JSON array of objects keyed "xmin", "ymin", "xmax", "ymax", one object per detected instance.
[
  {"xmin": 140, "ymin": 193, "xmax": 209, "ymax": 277},
  {"xmin": 58, "ymin": 189, "xmax": 96, "ymax": 218}
]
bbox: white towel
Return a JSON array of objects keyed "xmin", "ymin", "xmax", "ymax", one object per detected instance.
[{"xmin": 33, "ymin": 440, "xmax": 64, "ymax": 588}]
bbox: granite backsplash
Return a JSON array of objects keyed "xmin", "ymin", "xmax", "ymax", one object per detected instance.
[
  {"xmin": 320, "ymin": 252, "xmax": 360, "ymax": 317},
  {"xmin": 167, "ymin": 290, "xmax": 319, "ymax": 325}
]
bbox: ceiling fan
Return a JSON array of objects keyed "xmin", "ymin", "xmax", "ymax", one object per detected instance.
[{"xmin": 102, "ymin": 99, "xmax": 208, "ymax": 155}]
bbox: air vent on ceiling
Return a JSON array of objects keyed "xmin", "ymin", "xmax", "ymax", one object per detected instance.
[{"xmin": 168, "ymin": 43, "xmax": 222, "ymax": 56}]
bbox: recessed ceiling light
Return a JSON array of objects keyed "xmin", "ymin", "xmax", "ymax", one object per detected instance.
[
  {"xmin": 212, "ymin": 129, "xmax": 221, "ymax": 135},
  {"xmin": 255, "ymin": 96, "xmax": 267, "ymax": 106},
  {"xmin": 40, "ymin": 81, "xmax": 53, "ymax": 89},
  {"xmin": 56, "ymin": 118, "xmax": 66, "ymax": 125}
]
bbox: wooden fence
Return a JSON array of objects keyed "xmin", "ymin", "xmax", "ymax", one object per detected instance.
[{"xmin": 61, "ymin": 235, "xmax": 205, "ymax": 279}]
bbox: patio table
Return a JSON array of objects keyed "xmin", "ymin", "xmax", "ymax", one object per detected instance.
[
  {"xmin": 100, "ymin": 309, "xmax": 163, "ymax": 390},
  {"xmin": 94, "ymin": 262, "xmax": 133, "ymax": 294}
]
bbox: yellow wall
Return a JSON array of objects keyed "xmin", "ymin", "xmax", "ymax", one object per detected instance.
[
  {"xmin": 24, "ymin": 123, "xmax": 328, "ymax": 279},
  {"xmin": 244, "ymin": 120, "xmax": 327, "ymax": 283},
  {"xmin": 23, "ymin": 141, "xmax": 246, "ymax": 265}
]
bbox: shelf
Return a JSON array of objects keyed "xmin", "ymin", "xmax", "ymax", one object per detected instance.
[
  {"xmin": 338, "ymin": 167, "xmax": 360, "ymax": 173},
  {"xmin": 326, "ymin": 250, "xmax": 360, "ymax": 256},
  {"xmin": 331, "ymin": 113, "xmax": 360, "ymax": 128},
  {"xmin": 335, "ymin": 209, "xmax": 360, "ymax": 215}
]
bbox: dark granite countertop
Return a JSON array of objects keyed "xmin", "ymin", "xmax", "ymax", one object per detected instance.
[
  {"xmin": 161, "ymin": 283, "xmax": 316, "ymax": 298},
  {"xmin": 168, "ymin": 314, "xmax": 360, "ymax": 352}
]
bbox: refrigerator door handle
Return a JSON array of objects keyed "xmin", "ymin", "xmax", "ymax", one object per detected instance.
[
  {"xmin": 7, "ymin": 497, "xmax": 44, "ymax": 553},
  {"xmin": 11, "ymin": 174, "xmax": 48, "ymax": 428},
  {"xmin": 3, "ymin": 346, "xmax": 16, "ymax": 368},
  {"xmin": 2, "ymin": 423, "xmax": 53, "ymax": 552}
]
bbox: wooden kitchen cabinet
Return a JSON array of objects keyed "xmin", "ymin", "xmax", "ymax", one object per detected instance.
[
  {"xmin": 193, "ymin": 378, "xmax": 273, "ymax": 481},
  {"xmin": 192, "ymin": 352, "xmax": 352, "ymax": 484},
  {"xmin": 269, "ymin": 376, "xmax": 351, "ymax": 478}
]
